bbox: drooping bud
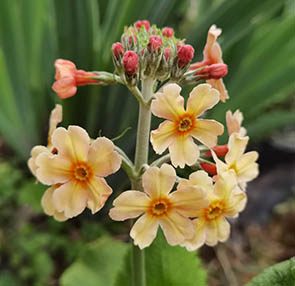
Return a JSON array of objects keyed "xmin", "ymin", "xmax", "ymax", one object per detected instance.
[
  {"xmin": 112, "ymin": 42, "xmax": 124, "ymax": 59},
  {"xmin": 148, "ymin": 36, "xmax": 162, "ymax": 53},
  {"xmin": 135, "ymin": 20, "xmax": 150, "ymax": 31},
  {"xmin": 162, "ymin": 27, "xmax": 174, "ymax": 38},
  {"xmin": 205, "ymin": 145, "xmax": 228, "ymax": 157},
  {"xmin": 122, "ymin": 51, "xmax": 138, "ymax": 75},
  {"xmin": 177, "ymin": 44, "xmax": 194, "ymax": 68},
  {"xmin": 200, "ymin": 162, "xmax": 217, "ymax": 176}
]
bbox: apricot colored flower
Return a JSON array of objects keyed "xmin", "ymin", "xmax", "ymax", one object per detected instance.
[
  {"xmin": 150, "ymin": 83, "xmax": 224, "ymax": 168},
  {"xmin": 212, "ymin": 133, "xmax": 259, "ymax": 186},
  {"xmin": 109, "ymin": 164, "xmax": 209, "ymax": 249},
  {"xmin": 28, "ymin": 104, "xmax": 62, "ymax": 176},
  {"xmin": 52, "ymin": 59, "xmax": 99, "ymax": 99},
  {"xmin": 35, "ymin": 126, "xmax": 121, "ymax": 220},
  {"xmin": 191, "ymin": 25, "xmax": 229, "ymax": 102},
  {"xmin": 226, "ymin": 110, "xmax": 246, "ymax": 136},
  {"xmin": 181, "ymin": 171, "xmax": 247, "ymax": 250}
]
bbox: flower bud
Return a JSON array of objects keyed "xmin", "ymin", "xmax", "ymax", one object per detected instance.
[
  {"xmin": 162, "ymin": 27, "xmax": 174, "ymax": 38},
  {"xmin": 122, "ymin": 51, "xmax": 138, "ymax": 75},
  {"xmin": 148, "ymin": 36, "xmax": 162, "ymax": 53},
  {"xmin": 194, "ymin": 63, "xmax": 228, "ymax": 79},
  {"xmin": 200, "ymin": 162, "xmax": 217, "ymax": 176},
  {"xmin": 177, "ymin": 44, "xmax": 194, "ymax": 68},
  {"xmin": 112, "ymin": 42, "xmax": 124, "ymax": 59},
  {"xmin": 135, "ymin": 20, "xmax": 150, "ymax": 31},
  {"xmin": 164, "ymin": 47, "xmax": 171, "ymax": 61},
  {"xmin": 205, "ymin": 145, "xmax": 228, "ymax": 157}
]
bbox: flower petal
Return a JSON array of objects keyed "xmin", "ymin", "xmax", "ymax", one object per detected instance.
[
  {"xmin": 207, "ymin": 79, "xmax": 229, "ymax": 102},
  {"xmin": 180, "ymin": 170, "xmax": 213, "ymax": 191},
  {"xmin": 236, "ymin": 152, "xmax": 259, "ymax": 182},
  {"xmin": 213, "ymin": 171, "xmax": 238, "ymax": 200},
  {"xmin": 186, "ymin": 84, "xmax": 220, "ymax": 117},
  {"xmin": 204, "ymin": 220, "xmax": 218, "ymax": 246},
  {"xmin": 170, "ymin": 186, "xmax": 209, "ymax": 217},
  {"xmin": 52, "ymin": 77, "xmax": 77, "ymax": 99},
  {"xmin": 183, "ymin": 219, "xmax": 206, "ymax": 251},
  {"xmin": 224, "ymin": 188, "xmax": 247, "ymax": 217},
  {"xmin": 48, "ymin": 104, "xmax": 63, "ymax": 143},
  {"xmin": 150, "ymin": 120, "xmax": 176, "ymax": 154},
  {"xmin": 142, "ymin": 164, "xmax": 176, "ymax": 199},
  {"xmin": 204, "ymin": 25, "xmax": 222, "ymax": 63},
  {"xmin": 191, "ymin": 119, "xmax": 224, "ymax": 148},
  {"xmin": 109, "ymin": 190, "xmax": 150, "ymax": 221},
  {"xmin": 52, "ymin": 126, "xmax": 90, "ymax": 162},
  {"xmin": 88, "ymin": 137, "xmax": 121, "ymax": 177},
  {"xmin": 130, "ymin": 214, "xmax": 159, "ymax": 249},
  {"xmin": 28, "ymin": 145, "xmax": 50, "ymax": 176},
  {"xmin": 159, "ymin": 210, "xmax": 194, "ymax": 246},
  {"xmin": 52, "ymin": 181, "xmax": 88, "ymax": 218},
  {"xmin": 226, "ymin": 110, "xmax": 245, "ymax": 136},
  {"xmin": 86, "ymin": 177, "xmax": 113, "ymax": 214},
  {"xmin": 216, "ymin": 217, "xmax": 230, "ymax": 243},
  {"xmin": 211, "ymin": 150, "xmax": 229, "ymax": 175},
  {"xmin": 151, "ymin": 83, "xmax": 185, "ymax": 121},
  {"xmin": 169, "ymin": 136, "xmax": 199, "ymax": 168},
  {"xmin": 36, "ymin": 153, "xmax": 71, "ymax": 185},
  {"xmin": 225, "ymin": 133, "xmax": 249, "ymax": 164}
]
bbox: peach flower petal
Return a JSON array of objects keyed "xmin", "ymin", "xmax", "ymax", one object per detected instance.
[
  {"xmin": 207, "ymin": 79, "xmax": 229, "ymax": 102},
  {"xmin": 225, "ymin": 134, "xmax": 249, "ymax": 164},
  {"xmin": 28, "ymin": 145, "xmax": 50, "ymax": 176},
  {"xmin": 183, "ymin": 219, "xmax": 206, "ymax": 251}
]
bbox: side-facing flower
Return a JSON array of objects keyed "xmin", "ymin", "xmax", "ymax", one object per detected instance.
[
  {"xmin": 181, "ymin": 171, "xmax": 247, "ymax": 250},
  {"xmin": 151, "ymin": 83, "xmax": 224, "ymax": 168},
  {"xmin": 212, "ymin": 133, "xmax": 259, "ymax": 186},
  {"xmin": 226, "ymin": 109, "xmax": 247, "ymax": 136},
  {"xmin": 28, "ymin": 104, "xmax": 62, "ymax": 176},
  {"xmin": 52, "ymin": 59, "xmax": 99, "ymax": 99},
  {"xmin": 35, "ymin": 126, "xmax": 121, "ymax": 220},
  {"xmin": 109, "ymin": 164, "xmax": 209, "ymax": 249},
  {"xmin": 190, "ymin": 25, "xmax": 229, "ymax": 102}
]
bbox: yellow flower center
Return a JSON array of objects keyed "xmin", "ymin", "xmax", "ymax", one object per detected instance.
[
  {"xmin": 72, "ymin": 162, "xmax": 92, "ymax": 183},
  {"xmin": 148, "ymin": 198, "xmax": 172, "ymax": 218},
  {"xmin": 204, "ymin": 201, "xmax": 225, "ymax": 221},
  {"xmin": 176, "ymin": 114, "xmax": 195, "ymax": 135},
  {"xmin": 228, "ymin": 162, "xmax": 238, "ymax": 174}
]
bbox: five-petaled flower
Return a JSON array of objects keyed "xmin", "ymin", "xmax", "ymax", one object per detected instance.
[
  {"xmin": 212, "ymin": 133, "xmax": 259, "ymax": 188},
  {"xmin": 34, "ymin": 126, "xmax": 121, "ymax": 220},
  {"xmin": 190, "ymin": 25, "xmax": 229, "ymax": 102},
  {"xmin": 150, "ymin": 83, "xmax": 224, "ymax": 168},
  {"xmin": 52, "ymin": 59, "xmax": 99, "ymax": 99},
  {"xmin": 109, "ymin": 164, "xmax": 209, "ymax": 249},
  {"xmin": 181, "ymin": 171, "xmax": 247, "ymax": 250}
]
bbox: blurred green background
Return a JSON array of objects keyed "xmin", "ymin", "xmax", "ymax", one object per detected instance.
[{"xmin": 0, "ymin": 0, "xmax": 294, "ymax": 285}]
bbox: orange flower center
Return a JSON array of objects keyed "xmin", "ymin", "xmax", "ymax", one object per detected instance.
[
  {"xmin": 176, "ymin": 114, "xmax": 195, "ymax": 135},
  {"xmin": 148, "ymin": 198, "xmax": 172, "ymax": 218},
  {"xmin": 72, "ymin": 162, "xmax": 92, "ymax": 183},
  {"xmin": 204, "ymin": 201, "xmax": 225, "ymax": 221}
]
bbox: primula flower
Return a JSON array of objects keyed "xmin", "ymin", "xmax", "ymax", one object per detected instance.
[
  {"xmin": 52, "ymin": 59, "xmax": 99, "ymax": 99},
  {"xmin": 150, "ymin": 83, "xmax": 224, "ymax": 168},
  {"xmin": 212, "ymin": 133, "xmax": 259, "ymax": 187},
  {"xmin": 181, "ymin": 171, "xmax": 247, "ymax": 250},
  {"xmin": 190, "ymin": 25, "xmax": 229, "ymax": 102},
  {"xmin": 28, "ymin": 104, "xmax": 62, "ymax": 176},
  {"xmin": 226, "ymin": 109, "xmax": 247, "ymax": 136},
  {"xmin": 109, "ymin": 164, "xmax": 209, "ymax": 249},
  {"xmin": 35, "ymin": 126, "xmax": 121, "ymax": 220}
]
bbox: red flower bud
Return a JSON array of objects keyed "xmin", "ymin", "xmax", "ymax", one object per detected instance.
[
  {"xmin": 162, "ymin": 27, "xmax": 174, "ymax": 38},
  {"xmin": 200, "ymin": 162, "xmax": 217, "ymax": 176},
  {"xmin": 177, "ymin": 44, "xmax": 194, "ymax": 68},
  {"xmin": 205, "ymin": 144, "xmax": 228, "ymax": 157},
  {"xmin": 164, "ymin": 47, "xmax": 171, "ymax": 60},
  {"xmin": 122, "ymin": 51, "xmax": 138, "ymax": 75},
  {"xmin": 176, "ymin": 41, "xmax": 184, "ymax": 51},
  {"xmin": 207, "ymin": 63, "xmax": 228, "ymax": 79},
  {"xmin": 112, "ymin": 42, "xmax": 124, "ymax": 59},
  {"xmin": 148, "ymin": 36, "xmax": 162, "ymax": 52},
  {"xmin": 135, "ymin": 20, "xmax": 150, "ymax": 31}
]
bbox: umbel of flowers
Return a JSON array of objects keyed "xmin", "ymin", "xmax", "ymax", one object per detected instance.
[{"xmin": 28, "ymin": 20, "xmax": 259, "ymax": 285}]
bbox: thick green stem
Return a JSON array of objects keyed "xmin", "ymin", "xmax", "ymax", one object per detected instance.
[{"xmin": 131, "ymin": 78, "xmax": 154, "ymax": 286}]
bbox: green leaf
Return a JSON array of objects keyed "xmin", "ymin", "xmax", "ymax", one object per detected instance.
[
  {"xmin": 247, "ymin": 257, "xmax": 295, "ymax": 286},
  {"xmin": 60, "ymin": 236, "xmax": 130, "ymax": 286},
  {"xmin": 115, "ymin": 230, "xmax": 207, "ymax": 286}
]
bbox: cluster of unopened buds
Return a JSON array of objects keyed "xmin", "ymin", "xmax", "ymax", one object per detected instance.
[{"xmin": 28, "ymin": 20, "xmax": 259, "ymax": 251}]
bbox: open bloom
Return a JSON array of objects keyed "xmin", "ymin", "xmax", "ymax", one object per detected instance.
[
  {"xmin": 226, "ymin": 110, "xmax": 247, "ymax": 136},
  {"xmin": 190, "ymin": 25, "xmax": 229, "ymax": 102},
  {"xmin": 181, "ymin": 171, "xmax": 247, "ymax": 250},
  {"xmin": 109, "ymin": 164, "xmax": 209, "ymax": 249},
  {"xmin": 28, "ymin": 104, "xmax": 62, "ymax": 176},
  {"xmin": 151, "ymin": 83, "xmax": 224, "ymax": 168},
  {"xmin": 35, "ymin": 126, "xmax": 121, "ymax": 220},
  {"xmin": 212, "ymin": 133, "xmax": 259, "ymax": 187},
  {"xmin": 52, "ymin": 59, "xmax": 99, "ymax": 99}
]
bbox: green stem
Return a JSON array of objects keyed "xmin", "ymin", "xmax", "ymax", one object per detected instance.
[{"xmin": 131, "ymin": 78, "xmax": 154, "ymax": 286}]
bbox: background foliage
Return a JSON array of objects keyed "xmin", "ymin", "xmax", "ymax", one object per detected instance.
[{"xmin": 0, "ymin": 0, "xmax": 294, "ymax": 285}]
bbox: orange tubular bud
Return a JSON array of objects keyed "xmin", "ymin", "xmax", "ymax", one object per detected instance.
[
  {"xmin": 205, "ymin": 145, "xmax": 228, "ymax": 157},
  {"xmin": 200, "ymin": 162, "xmax": 217, "ymax": 176}
]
